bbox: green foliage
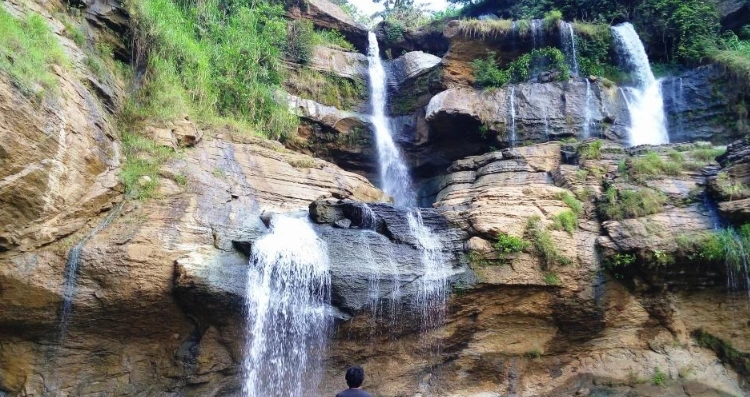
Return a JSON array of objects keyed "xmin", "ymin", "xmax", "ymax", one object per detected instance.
[
  {"xmin": 599, "ymin": 186, "xmax": 666, "ymax": 220},
  {"xmin": 120, "ymin": 132, "xmax": 177, "ymax": 199},
  {"xmin": 312, "ymin": 28, "xmax": 355, "ymax": 51},
  {"xmin": 691, "ymin": 146, "xmax": 725, "ymax": 162},
  {"xmin": 471, "ymin": 47, "xmax": 569, "ymax": 88},
  {"xmin": 542, "ymin": 10, "xmax": 562, "ymax": 28},
  {"xmin": 126, "ymin": 0, "xmax": 297, "ymax": 140},
  {"xmin": 578, "ymin": 139, "xmax": 602, "ymax": 160},
  {"xmin": 559, "ymin": 191, "xmax": 583, "ymax": 216},
  {"xmin": 59, "ymin": 12, "xmax": 86, "ymax": 46},
  {"xmin": 605, "ymin": 252, "xmax": 636, "ymax": 269},
  {"xmin": 692, "ymin": 329, "xmax": 750, "ymax": 377},
  {"xmin": 286, "ymin": 19, "xmax": 315, "ymax": 64},
  {"xmin": 0, "ymin": 8, "xmax": 68, "ymax": 97},
  {"xmin": 651, "ymin": 367, "xmax": 666, "ymax": 386},
  {"xmin": 285, "ymin": 68, "xmax": 365, "ymax": 110},
  {"xmin": 629, "ymin": 151, "xmax": 682, "ymax": 179},
  {"xmin": 494, "ymin": 233, "xmax": 531, "ymax": 254},
  {"xmin": 524, "ymin": 349, "xmax": 542, "ymax": 359},
  {"xmin": 716, "ymin": 172, "xmax": 749, "ymax": 201},
  {"xmin": 713, "ymin": 32, "xmax": 750, "ymax": 82},
  {"xmin": 526, "ymin": 216, "xmax": 572, "ymax": 269},
  {"xmin": 543, "ymin": 272, "xmax": 560, "ymax": 286},
  {"xmin": 385, "ymin": 21, "xmax": 406, "ymax": 43},
  {"xmin": 551, "ymin": 210, "xmax": 578, "ymax": 233}
]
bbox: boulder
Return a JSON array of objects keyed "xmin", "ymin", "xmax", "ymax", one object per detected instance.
[
  {"xmin": 286, "ymin": 0, "xmax": 369, "ymax": 53},
  {"xmin": 308, "ymin": 45, "xmax": 368, "ymax": 81},
  {"xmin": 387, "ymin": 51, "xmax": 442, "ymax": 88}
]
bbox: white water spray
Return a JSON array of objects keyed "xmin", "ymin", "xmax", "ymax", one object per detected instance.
[
  {"xmin": 408, "ymin": 209, "xmax": 449, "ymax": 328},
  {"xmin": 611, "ymin": 23, "xmax": 669, "ymax": 146},
  {"xmin": 508, "ymin": 87, "xmax": 517, "ymax": 146},
  {"xmin": 367, "ymin": 32, "xmax": 416, "ymax": 206},
  {"xmin": 243, "ymin": 215, "xmax": 331, "ymax": 397},
  {"xmin": 583, "ymin": 79, "xmax": 593, "ymax": 138},
  {"xmin": 559, "ymin": 21, "xmax": 579, "ymax": 76}
]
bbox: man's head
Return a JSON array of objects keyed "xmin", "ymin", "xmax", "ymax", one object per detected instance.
[{"xmin": 345, "ymin": 366, "xmax": 365, "ymax": 388}]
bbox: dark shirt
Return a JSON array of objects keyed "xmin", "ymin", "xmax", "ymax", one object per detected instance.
[{"xmin": 335, "ymin": 388, "xmax": 372, "ymax": 397}]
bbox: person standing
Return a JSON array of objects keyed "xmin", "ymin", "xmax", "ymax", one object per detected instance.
[{"xmin": 335, "ymin": 366, "xmax": 372, "ymax": 397}]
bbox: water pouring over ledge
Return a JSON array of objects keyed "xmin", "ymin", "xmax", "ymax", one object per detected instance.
[{"xmin": 611, "ymin": 23, "xmax": 669, "ymax": 146}]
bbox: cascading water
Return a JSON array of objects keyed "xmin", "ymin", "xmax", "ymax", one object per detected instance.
[
  {"xmin": 530, "ymin": 19, "xmax": 543, "ymax": 48},
  {"xmin": 367, "ymin": 32, "xmax": 416, "ymax": 207},
  {"xmin": 669, "ymin": 77, "xmax": 685, "ymax": 137},
  {"xmin": 611, "ymin": 23, "xmax": 669, "ymax": 146},
  {"xmin": 59, "ymin": 202, "xmax": 124, "ymax": 340},
  {"xmin": 559, "ymin": 21, "xmax": 579, "ymax": 76},
  {"xmin": 508, "ymin": 87, "xmax": 517, "ymax": 146},
  {"xmin": 408, "ymin": 209, "xmax": 448, "ymax": 329},
  {"xmin": 243, "ymin": 215, "xmax": 331, "ymax": 397},
  {"xmin": 583, "ymin": 80, "xmax": 593, "ymax": 138}
]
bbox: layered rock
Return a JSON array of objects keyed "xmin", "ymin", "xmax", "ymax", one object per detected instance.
[
  {"xmin": 286, "ymin": 0, "xmax": 368, "ymax": 52},
  {"xmin": 709, "ymin": 136, "xmax": 750, "ymax": 222}
]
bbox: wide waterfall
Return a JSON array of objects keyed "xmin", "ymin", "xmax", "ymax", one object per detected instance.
[
  {"xmin": 611, "ymin": 23, "xmax": 669, "ymax": 146},
  {"xmin": 367, "ymin": 32, "xmax": 416, "ymax": 206},
  {"xmin": 559, "ymin": 21, "xmax": 579, "ymax": 76},
  {"xmin": 243, "ymin": 215, "xmax": 331, "ymax": 397}
]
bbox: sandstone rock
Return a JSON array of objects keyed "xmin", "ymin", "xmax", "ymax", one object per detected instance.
[
  {"xmin": 387, "ymin": 51, "xmax": 441, "ymax": 88},
  {"xmin": 308, "ymin": 45, "xmax": 368, "ymax": 81},
  {"xmin": 286, "ymin": 0, "xmax": 368, "ymax": 53}
]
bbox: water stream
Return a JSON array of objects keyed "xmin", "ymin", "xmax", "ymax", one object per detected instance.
[
  {"xmin": 59, "ymin": 201, "xmax": 124, "ymax": 341},
  {"xmin": 508, "ymin": 87, "xmax": 517, "ymax": 146},
  {"xmin": 611, "ymin": 23, "xmax": 669, "ymax": 146},
  {"xmin": 243, "ymin": 214, "xmax": 331, "ymax": 397},
  {"xmin": 583, "ymin": 79, "xmax": 593, "ymax": 138},
  {"xmin": 559, "ymin": 21, "xmax": 579, "ymax": 76},
  {"xmin": 367, "ymin": 32, "xmax": 416, "ymax": 207}
]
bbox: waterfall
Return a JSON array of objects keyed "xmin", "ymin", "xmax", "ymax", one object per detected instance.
[
  {"xmin": 559, "ymin": 21, "xmax": 580, "ymax": 76},
  {"xmin": 543, "ymin": 105, "xmax": 550, "ymax": 140},
  {"xmin": 59, "ymin": 202, "xmax": 124, "ymax": 340},
  {"xmin": 243, "ymin": 214, "xmax": 331, "ymax": 397},
  {"xmin": 508, "ymin": 87, "xmax": 517, "ymax": 146},
  {"xmin": 611, "ymin": 23, "xmax": 669, "ymax": 146},
  {"xmin": 669, "ymin": 77, "xmax": 685, "ymax": 137},
  {"xmin": 367, "ymin": 32, "xmax": 416, "ymax": 206},
  {"xmin": 583, "ymin": 80, "xmax": 593, "ymax": 138},
  {"xmin": 408, "ymin": 209, "xmax": 448, "ymax": 329},
  {"xmin": 530, "ymin": 19, "xmax": 543, "ymax": 48}
]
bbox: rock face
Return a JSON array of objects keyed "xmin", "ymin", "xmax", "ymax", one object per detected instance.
[
  {"xmin": 425, "ymin": 80, "xmax": 630, "ymax": 146},
  {"xmin": 661, "ymin": 65, "xmax": 748, "ymax": 144},
  {"xmin": 286, "ymin": 0, "xmax": 369, "ymax": 53},
  {"xmin": 710, "ymin": 137, "xmax": 750, "ymax": 222},
  {"xmin": 718, "ymin": 0, "xmax": 750, "ymax": 31}
]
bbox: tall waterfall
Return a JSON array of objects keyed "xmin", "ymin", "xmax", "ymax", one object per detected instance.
[
  {"xmin": 559, "ymin": 21, "xmax": 579, "ymax": 76},
  {"xmin": 611, "ymin": 23, "xmax": 669, "ymax": 146},
  {"xmin": 367, "ymin": 32, "xmax": 416, "ymax": 206},
  {"xmin": 243, "ymin": 215, "xmax": 331, "ymax": 397}
]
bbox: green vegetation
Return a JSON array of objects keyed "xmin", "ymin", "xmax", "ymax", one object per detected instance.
[
  {"xmin": 629, "ymin": 151, "xmax": 682, "ymax": 179},
  {"xmin": 59, "ymin": 12, "xmax": 86, "ymax": 46},
  {"xmin": 651, "ymin": 367, "xmax": 666, "ymax": 386},
  {"xmin": 313, "ymin": 28, "xmax": 355, "ymax": 51},
  {"xmin": 578, "ymin": 139, "xmax": 602, "ymax": 160},
  {"xmin": 285, "ymin": 68, "xmax": 365, "ymax": 110},
  {"xmin": 599, "ymin": 186, "xmax": 666, "ymax": 220},
  {"xmin": 285, "ymin": 19, "xmax": 316, "ymax": 64},
  {"xmin": 494, "ymin": 233, "xmax": 531, "ymax": 254},
  {"xmin": 713, "ymin": 31, "xmax": 750, "ymax": 82},
  {"xmin": 551, "ymin": 210, "xmax": 577, "ymax": 233},
  {"xmin": 121, "ymin": 132, "xmax": 178, "ymax": 199},
  {"xmin": 472, "ymin": 47, "xmax": 569, "ymax": 88},
  {"xmin": 691, "ymin": 146, "xmax": 724, "ymax": 162},
  {"xmin": 526, "ymin": 216, "xmax": 572, "ymax": 269},
  {"xmin": 524, "ymin": 349, "xmax": 542, "ymax": 359},
  {"xmin": 677, "ymin": 225, "xmax": 750, "ymax": 271},
  {"xmin": 716, "ymin": 172, "xmax": 749, "ymax": 201},
  {"xmin": 125, "ymin": 0, "xmax": 297, "ymax": 140},
  {"xmin": 604, "ymin": 252, "xmax": 636, "ymax": 269},
  {"xmin": 559, "ymin": 191, "xmax": 584, "ymax": 216},
  {"xmin": 542, "ymin": 10, "xmax": 562, "ymax": 28},
  {"xmin": 0, "ymin": 8, "xmax": 68, "ymax": 97},
  {"xmin": 543, "ymin": 271, "xmax": 560, "ymax": 286}
]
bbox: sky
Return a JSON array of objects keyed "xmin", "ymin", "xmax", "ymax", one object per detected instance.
[{"xmin": 351, "ymin": 0, "xmax": 451, "ymax": 15}]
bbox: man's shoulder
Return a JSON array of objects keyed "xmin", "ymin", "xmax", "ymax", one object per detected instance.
[{"xmin": 336, "ymin": 389, "xmax": 372, "ymax": 397}]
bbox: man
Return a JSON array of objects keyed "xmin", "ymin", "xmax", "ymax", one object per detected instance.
[{"xmin": 335, "ymin": 366, "xmax": 372, "ymax": 397}]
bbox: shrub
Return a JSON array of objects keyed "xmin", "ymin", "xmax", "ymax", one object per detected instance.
[
  {"xmin": 599, "ymin": 186, "xmax": 666, "ymax": 220},
  {"xmin": 559, "ymin": 191, "xmax": 584, "ymax": 215},
  {"xmin": 691, "ymin": 146, "xmax": 725, "ymax": 162},
  {"xmin": 578, "ymin": 139, "xmax": 603, "ymax": 160},
  {"xmin": 652, "ymin": 367, "xmax": 666, "ymax": 386},
  {"xmin": 544, "ymin": 272, "xmax": 560, "ymax": 286},
  {"xmin": 0, "ymin": 8, "xmax": 68, "ymax": 97},
  {"xmin": 716, "ymin": 172, "xmax": 749, "ymax": 200},
  {"xmin": 120, "ymin": 132, "xmax": 177, "ymax": 199},
  {"xmin": 472, "ymin": 47, "xmax": 569, "ymax": 88},
  {"xmin": 494, "ymin": 233, "xmax": 531, "ymax": 254},
  {"xmin": 605, "ymin": 252, "xmax": 636, "ymax": 269},
  {"xmin": 126, "ymin": 0, "xmax": 298, "ymax": 140},
  {"xmin": 526, "ymin": 216, "xmax": 572, "ymax": 269},
  {"xmin": 471, "ymin": 52, "xmax": 509, "ymax": 88},
  {"xmin": 543, "ymin": 10, "xmax": 562, "ymax": 28},
  {"xmin": 286, "ymin": 19, "xmax": 315, "ymax": 64},
  {"xmin": 629, "ymin": 151, "xmax": 682, "ymax": 178},
  {"xmin": 551, "ymin": 210, "xmax": 578, "ymax": 233},
  {"xmin": 312, "ymin": 28, "xmax": 355, "ymax": 51}
]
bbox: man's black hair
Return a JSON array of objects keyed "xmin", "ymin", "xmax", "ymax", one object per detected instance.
[{"xmin": 345, "ymin": 366, "xmax": 365, "ymax": 388}]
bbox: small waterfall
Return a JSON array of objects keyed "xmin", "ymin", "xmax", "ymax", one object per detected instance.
[
  {"xmin": 367, "ymin": 32, "xmax": 416, "ymax": 206},
  {"xmin": 611, "ymin": 23, "xmax": 669, "ymax": 146},
  {"xmin": 407, "ymin": 209, "xmax": 448, "ymax": 328},
  {"xmin": 508, "ymin": 87, "xmax": 517, "ymax": 146},
  {"xmin": 543, "ymin": 105, "xmax": 550, "ymax": 140},
  {"xmin": 243, "ymin": 214, "xmax": 331, "ymax": 397},
  {"xmin": 530, "ymin": 19, "xmax": 543, "ymax": 48},
  {"xmin": 669, "ymin": 77, "xmax": 685, "ymax": 137},
  {"xmin": 559, "ymin": 21, "xmax": 580, "ymax": 76},
  {"xmin": 583, "ymin": 80, "xmax": 593, "ymax": 138},
  {"xmin": 59, "ymin": 202, "xmax": 124, "ymax": 340}
]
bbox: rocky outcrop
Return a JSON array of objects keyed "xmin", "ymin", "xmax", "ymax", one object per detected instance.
[
  {"xmin": 387, "ymin": 51, "xmax": 442, "ymax": 88},
  {"xmin": 718, "ymin": 0, "xmax": 750, "ymax": 31},
  {"xmin": 661, "ymin": 64, "xmax": 748, "ymax": 144},
  {"xmin": 425, "ymin": 80, "xmax": 630, "ymax": 147},
  {"xmin": 286, "ymin": 0, "xmax": 369, "ymax": 53},
  {"xmin": 373, "ymin": 20, "xmax": 451, "ymax": 58},
  {"xmin": 308, "ymin": 45, "xmax": 368, "ymax": 81},
  {"xmin": 709, "ymin": 137, "xmax": 750, "ymax": 222}
]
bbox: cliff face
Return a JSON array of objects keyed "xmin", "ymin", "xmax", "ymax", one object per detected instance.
[{"xmin": 1, "ymin": 0, "xmax": 749, "ymax": 396}]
